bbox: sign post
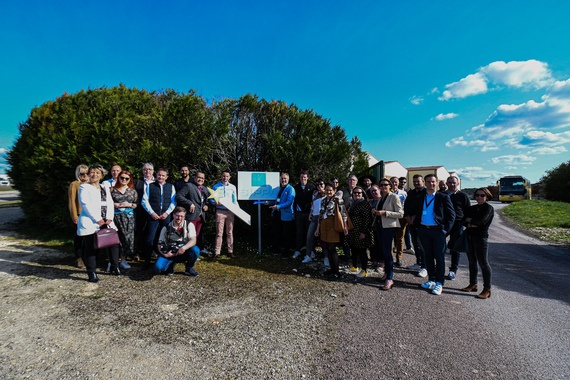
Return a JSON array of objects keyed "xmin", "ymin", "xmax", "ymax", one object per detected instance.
[{"xmin": 237, "ymin": 171, "xmax": 280, "ymax": 254}]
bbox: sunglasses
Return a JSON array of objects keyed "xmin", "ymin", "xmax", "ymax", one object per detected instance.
[
  {"xmin": 379, "ymin": 183, "xmax": 390, "ymax": 187},
  {"xmin": 79, "ymin": 172, "xmax": 88, "ymax": 176},
  {"xmin": 475, "ymin": 194, "xmax": 486, "ymax": 197},
  {"xmin": 120, "ymin": 177, "xmax": 130, "ymax": 181},
  {"xmin": 353, "ymin": 192, "xmax": 363, "ymax": 195}
]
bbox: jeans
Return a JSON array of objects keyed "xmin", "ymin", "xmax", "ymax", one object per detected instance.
[
  {"xmin": 418, "ymin": 226, "xmax": 447, "ymax": 285},
  {"xmin": 145, "ymin": 216, "xmax": 171, "ymax": 264},
  {"xmin": 376, "ymin": 226, "xmax": 396, "ymax": 280},
  {"xmin": 306, "ymin": 217, "xmax": 319, "ymax": 255},
  {"xmin": 448, "ymin": 222, "xmax": 463, "ymax": 272},
  {"xmin": 295, "ymin": 211, "xmax": 310, "ymax": 252},
  {"xmin": 467, "ymin": 236, "xmax": 492, "ymax": 289},
  {"xmin": 410, "ymin": 225, "xmax": 426, "ymax": 268}
]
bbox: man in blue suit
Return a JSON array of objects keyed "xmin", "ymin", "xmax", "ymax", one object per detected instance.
[{"xmin": 269, "ymin": 172, "xmax": 296, "ymax": 257}]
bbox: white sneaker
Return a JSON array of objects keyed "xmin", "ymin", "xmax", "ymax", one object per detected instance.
[
  {"xmin": 293, "ymin": 251, "xmax": 302, "ymax": 259},
  {"xmin": 301, "ymin": 255, "xmax": 312, "ymax": 263},
  {"xmin": 407, "ymin": 264, "xmax": 421, "ymax": 270},
  {"xmin": 448, "ymin": 270, "xmax": 456, "ymax": 281},
  {"xmin": 310, "ymin": 251, "xmax": 316, "ymax": 259},
  {"xmin": 417, "ymin": 268, "xmax": 428, "ymax": 278},
  {"xmin": 421, "ymin": 280, "xmax": 436, "ymax": 290},
  {"xmin": 323, "ymin": 257, "xmax": 330, "ymax": 268},
  {"xmin": 432, "ymin": 282, "xmax": 443, "ymax": 295}
]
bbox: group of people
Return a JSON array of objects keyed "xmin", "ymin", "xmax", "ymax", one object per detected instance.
[
  {"xmin": 68, "ymin": 163, "xmax": 238, "ymax": 283},
  {"xmin": 69, "ymin": 165, "xmax": 494, "ymax": 298},
  {"xmin": 268, "ymin": 171, "xmax": 494, "ymax": 298}
]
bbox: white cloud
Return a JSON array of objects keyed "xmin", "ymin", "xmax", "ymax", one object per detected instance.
[
  {"xmin": 452, "ymin": 166, "xmax": 502, "ymax": 183},
  {"xmin": 445, "ymin": 136, "xmax": 498, "ymax": 151},
  {"xmin": 434, "ymin": 112, "xmax": 458, "ymax": 121},
  {"xmin": 438, "ymin": 59, "xmax": 554, "ymax": 101},
  {"xmin": 0, "ymin": 148, "xmax": 7, "ymax": 155},
  {"xmin": 409, "ymin": 96, "xmax": 424, "ymax": 105},
  {"xmin": 491, "ymin": 154, "xmax": 536, "ymax": 165},
  {"xmin": 447, "ymin": 78, "xmax": 570, "ymax": 154},
  {"xmin": 528, "ymin": 146, "xmax": 567, "ymax": 155},
  {"xmin": 439, "ymin": 72, "xmax": 488, "ymax": 100},
  {"xmin": 480, "ymin": 60, "xmax": 554, "ymax": 89}
]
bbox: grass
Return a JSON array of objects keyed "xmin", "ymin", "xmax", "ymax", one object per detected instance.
[{"xmin": 501, "ymin": 200, "xmax": 570, "ymax": 245}]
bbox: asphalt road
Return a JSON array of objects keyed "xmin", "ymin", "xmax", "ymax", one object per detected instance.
[{"xmin": 322, "ymin": 201, "xmax": 569, "ymax": 379}]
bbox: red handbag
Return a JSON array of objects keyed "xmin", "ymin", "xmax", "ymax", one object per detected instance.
[{"xmin": 94, "ymin": 227, "xmax": 120, "ymax": 249}]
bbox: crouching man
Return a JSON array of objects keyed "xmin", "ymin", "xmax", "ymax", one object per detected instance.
[{"xmin": 155, "ymin": 206, "xmax": 200, "ymax": 276}]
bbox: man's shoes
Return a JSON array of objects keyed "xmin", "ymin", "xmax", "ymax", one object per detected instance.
[
  {"xmin": 477, "ymin": 288, "xmax": 491, "ymax": 299},
  {"xmin": 327, "ymin": 273, "xmax": 341, "ymax": 282},
  {"xmin": 228, "ymin": 252, "xmax": 235, "ymax": 259},
  {"xmin": 421, "ymin": 281, "xmax": 436, "ymax": 290},
  {"xmin": 432, "ymin": 282, "xmax": 443, "ymax": 295},
  {"xmin": 301, "ymin": 255, "xmax": 312, "ymax": 263},
  {"xmin": 119, "ymin": 261, "xmax": 131, "ymax": 270},
  {"xmin": 461, "ymin": 284, "xmax": 478, "ymax": 292},
  {"xmin": 417, "ymin": 268, "xmax": 428, "ymax": 278},
  {"xmin": 348, "ymin": 267, "xmax": 359, "ymax": 273},
  {"xmin": 310, "ymin": 251, "xmax": 316, "ymax": 259},
  {"xmin": 404, "ymin": 248, "xmax": 415, "ymax": 254},
  {"xmin": 323, "ymin": 257, "xmax": 330, "ymax": 268},
  {"xmin": 184, "ymin": 268, "xmax": 199, "ymax": 277},
  {"xmin": 407, "ymin": 263, "xmax": 421, "ymax": 270},
  {"xmin": 395, "ymin": 260, "xmax": 403, "ymax": 267},
  {"xmin": 448, "ymin": 270, "xmax": 456, "ymax": 281},
  {"xmin": 110, "ymin": 266, "xmax": 121, "ymax": 276},
  {"xmin": 292, "ymin": 251, "xmax": 302, "ymax": 259},
  {"xmin": 382, "ymin": 279, "xmax": 394, "ymax": 290},
  {"xmin": 212, "ymin": 253, "xmax": 221, "ymax": 260},
  {"xmin": 356, "ymin": 270, "xmax": 368, "ymax": 279}
]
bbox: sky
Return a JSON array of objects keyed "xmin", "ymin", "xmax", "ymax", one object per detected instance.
[{"xmin": 1, "ymin": 0, "xmax": 569, "ymax": 188}]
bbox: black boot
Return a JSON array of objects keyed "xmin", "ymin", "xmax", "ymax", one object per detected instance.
[
  {"xmin": 110, "ymin": 266, "xmax": 121, "ymax": 276},
  {"xmin": 87, "ymin": 272, "xmax": 99, "ymax": 283}
]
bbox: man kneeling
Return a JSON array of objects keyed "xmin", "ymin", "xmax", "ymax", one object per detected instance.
[{"xmin": 155, "ymin": 206, "xmax": 200, "ymax": 276}]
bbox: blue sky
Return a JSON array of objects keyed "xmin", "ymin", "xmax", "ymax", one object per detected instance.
[{"xmin": 1, "ymin": 1, "xmax": 569, "ymax": 188}]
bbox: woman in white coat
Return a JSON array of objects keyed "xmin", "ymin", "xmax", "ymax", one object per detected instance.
[
  {"xmin": 77, "ymin": 164, "xmax": 120, "ymax": 282},
  {"xmin": 371, "ymin": 180, "xmax": 404, "ymax": 290}
]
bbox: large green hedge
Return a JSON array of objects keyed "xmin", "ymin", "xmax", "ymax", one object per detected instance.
[{"xmin": 8, "ymin": 86, "xmax": 367, "ymax": 237}]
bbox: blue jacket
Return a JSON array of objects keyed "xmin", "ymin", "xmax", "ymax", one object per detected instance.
[{"xmin": 273, "ymin": 184, "xmax": 296, "ymax": 221}]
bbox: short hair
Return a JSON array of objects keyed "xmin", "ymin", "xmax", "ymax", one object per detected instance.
[
  {"xmin": 446, "ymin": 175, "xmax": 459, "ymax": 183},
  {"xmin": 88, "ymin": 164, "xmax": 107, "ymax": 177},
  {"xmin": 299, "ymin": 171, "xmax": 309, "ymax": 177},
  {"xmin": 412, "ymin": 174, "xmax": 423, "ymax": 179},
  {"xmin": 474, "ymin": 187, "xmax": 492, "ymax": 199},
  {"xmin": 399, "ymin": 177, "xmax": 407, "ymax": 182},
  {"xmin": 172, "ymin": 206, "xmax": 187, "ymax": 215},
  {"xmin": 75, "ymin": 164, "xmax": 88, "ymax": 181},
  {"xmin": 142, "ymin": 162, "xmax": 154, "ymax": 170},
  {"xmin": 156, "ymin": 168, "xmax": 169, "ymax": 175},
  {"xmin": 425, "ymin": 174, "xmax": 437, "ymax": 181},
  {"xmin": 280, "ymin": 172, "xmax": 289, "ymax": 178}
]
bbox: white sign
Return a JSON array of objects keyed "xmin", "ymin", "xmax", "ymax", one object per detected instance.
[{"xmin": 237, "ymin": 171, "xmax": 280, "ymax": 200}]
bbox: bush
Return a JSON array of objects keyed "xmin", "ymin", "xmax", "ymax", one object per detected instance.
[
  {"xmin": 8, "ymin": 86, "xmax": 364, "ymax": 237},
  {"xmin": 540, "ymin": 160, "xmax": 570, "ymax": 203}
]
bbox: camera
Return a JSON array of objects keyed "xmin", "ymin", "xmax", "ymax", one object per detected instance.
[{"xmin": 160, "ymin": 242, "xmax": 184, "ymax": 254}]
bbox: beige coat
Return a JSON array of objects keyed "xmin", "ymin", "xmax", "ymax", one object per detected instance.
[{"xmin": 373, "ymin": 192, "xmax": 404, "ymax": 229}]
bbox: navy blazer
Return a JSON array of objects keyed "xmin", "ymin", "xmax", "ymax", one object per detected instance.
[{"xmin": 412, "ymin": 191, "xmax": 456, "ymax": 233}]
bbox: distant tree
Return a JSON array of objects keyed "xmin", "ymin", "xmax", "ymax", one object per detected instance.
[
  {"xmin": 8, "ymin": 87, "xmax": 365, "ymax": 237},
  {"xmin": 540, "ymin": 160, "xmax": 570, "ymax": 203}
]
